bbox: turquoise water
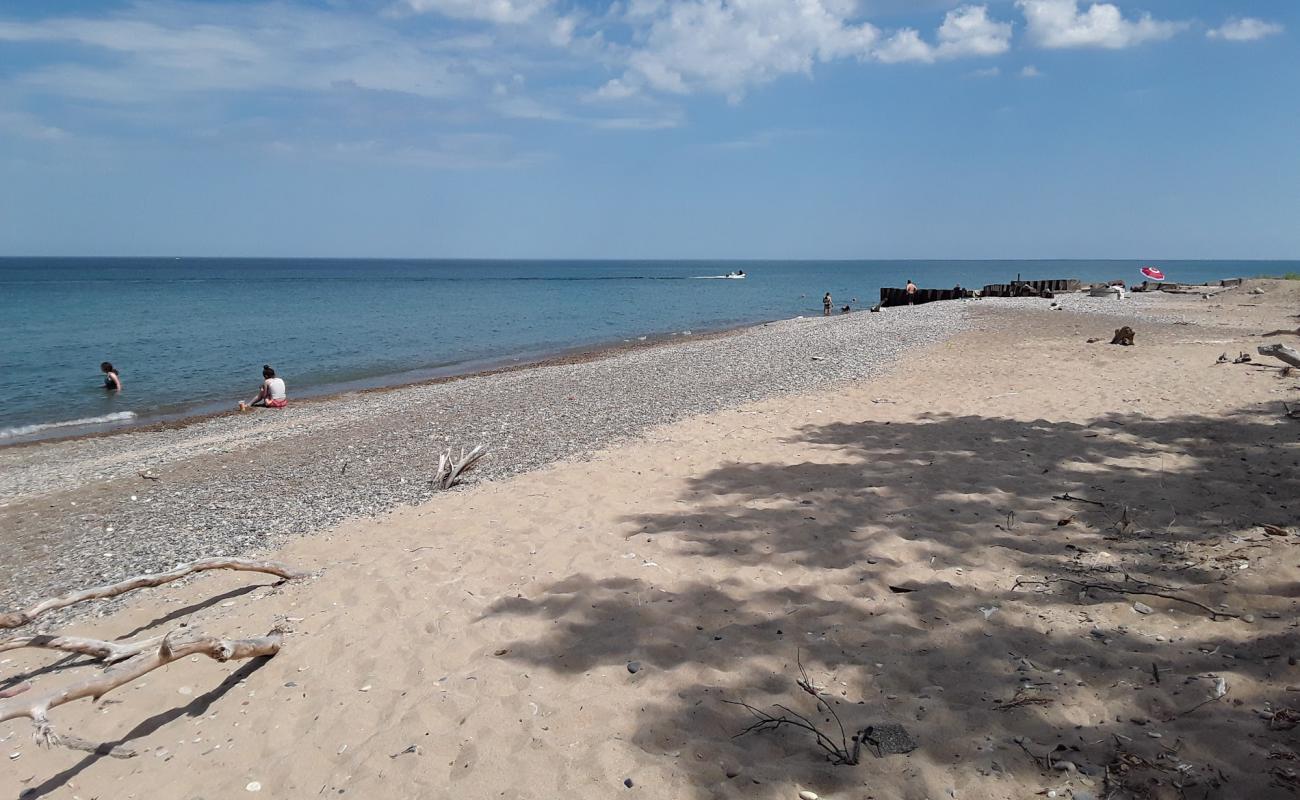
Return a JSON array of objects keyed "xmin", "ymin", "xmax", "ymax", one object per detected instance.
[{"xmin": 0, "ymin": 258, "xmax": 1287, "ymax": 441}]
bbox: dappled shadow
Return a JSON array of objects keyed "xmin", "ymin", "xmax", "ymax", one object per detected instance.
[
  {"xmin": 483, "ymin": 406, "xmax": 1300, "ymax": 798},
  {"xmin": 630, "ymin": 409, "xmax": 1297, "ymax": 583}
]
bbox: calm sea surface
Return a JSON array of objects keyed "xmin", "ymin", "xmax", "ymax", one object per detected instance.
[{"xmin": 0, "ymin": 258, "xmax": 1289, "ymax": 442}]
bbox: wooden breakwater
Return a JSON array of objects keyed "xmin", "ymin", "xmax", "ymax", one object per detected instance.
[
  {"xmin": 879, "ymin": 278, "xmax": 1081, "ymax": 306},
  {"xmin": 979, "ymin": 278, "xmax": 1081, "ymax": 297},
  {"xmin": 878, "ymin": 287, "xmax": 972, "ymax": 306}
]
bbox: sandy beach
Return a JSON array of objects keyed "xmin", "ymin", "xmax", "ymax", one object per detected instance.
[{"xmin": 3, "ymin": 281, "xmax": 1299, "ymax": 800}]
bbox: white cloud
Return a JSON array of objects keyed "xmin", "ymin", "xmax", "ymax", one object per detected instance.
[
  {"xmin": 587, "ymin": 78, "xmax": 638, "ymax": 102},
  {"xmin": 399, "ymin": 0, "xmax": 552, "ymax": 24},
  {"xmin": 1020, "ymin": 64, "xmax": 1042, "ymax": 77},
  {"xmin": 611, "ymin": 2, "xmax": 1010, "ymax": 92},
  {"xmin": 1208, "ymin": 17, "xmax": 1283, "ymax": 42},
  {"xmin": 1017, "ymin": 0, "xmax": 1187, "ymax": 49},
  {"xmin": 620, "ymin": 0, "xmax": 882, "ymax": 98},
  {"xmin": 935, "ymin": 5, "xmax": 1013, "ymax": 58},
  {"xmin": 873, "ymin": 29, "xmax": 931, "ymax": 64},
  {"xmin": 871, "ymin": 5, "xmax": 1011, "ymax": 64}
]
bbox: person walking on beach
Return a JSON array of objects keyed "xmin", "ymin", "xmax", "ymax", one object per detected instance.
[
  {"xmin": 905, "ymin": 280, "xmax": 918, "ymax": 306},
  {"xmin": 823, "ymin": 292, "xmax": 832, "ymax": 316},
  {"xmin": 239, "ymin": 365, "xmax": 287, "ymax": 411},
  {"xmin": 100, "ymin": 362, "xmax": 121, "ymax": 391}
]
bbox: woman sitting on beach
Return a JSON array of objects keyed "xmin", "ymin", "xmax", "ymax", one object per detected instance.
[
  {"xmin": 101, "ymin": 362, "xmax": 121, "ymax": 391},
  {"xmin": 239, "ymin": 365, "xmax": 287, "ymax": 411}
]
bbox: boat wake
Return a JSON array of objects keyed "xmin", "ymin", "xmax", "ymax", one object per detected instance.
[{"xmin": 1, "ymin": 411, "xmax": 138, "ymax": 441}]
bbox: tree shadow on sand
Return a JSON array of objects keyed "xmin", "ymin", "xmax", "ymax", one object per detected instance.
[{"xmin": 484, "ymin": 407, "xmax": 1300, "ymax": 799}]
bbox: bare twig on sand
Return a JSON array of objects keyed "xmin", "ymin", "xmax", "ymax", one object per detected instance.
[
  {"xmin": 0, "ymin": 627, "xmax": 283, "ymax": 746},
  {"xmin": 0, "ymin": 558, "xmax": 306, "ymax": 630},
  {"xmin": 996, "ymin": 687, "xmax": 1055, "ymax": 711},
  {"xmin": 433, "ymin": 445, "xmax": 487, "ymax": 490},
  {"xmin": 1012, "ymin": 575, "xmax": 1240, "ymax": 620},
  {"xmin": 726, "ymin": 650, "xmax": 864, "ymax": 765},
  {"xmin": 1052, "ymin": 493, "xmax": 1107, "ymax": 508}
]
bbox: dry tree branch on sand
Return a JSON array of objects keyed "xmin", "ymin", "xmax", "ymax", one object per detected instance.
[
  {"xmin": 433, "ymin": 444, "xmax": 487, "ymax": 490},
  {"xmin": 0, "ymin": 633, "xmax": 163, "ymax": 664},
  {"xmin": 724, "ymin": 650, "xmax": 866, "ymax": 765},
  {"xmin": 1012, "ymin": 575, "xmax": 1240, "ymax": 620},
  {"xmin": 0, "ymin": 627, "xmax": 284, "ymax": 747},
  {"xmin": 0, "ymin": 559, "xmax": 305, "ymax": 757},
  {"xmin": 0, "ymin": 557, "xmax": 306, "ymax": 630}
]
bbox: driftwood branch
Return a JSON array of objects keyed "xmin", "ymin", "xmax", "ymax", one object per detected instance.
[
  {"xmin": 433, "ymin": 445, "xmax": 487, "ymax": 490},
  {"xmin": 0, "ymin": 634, "xmax": 163, "ymax": 664},
  {"xmin": 0, "ymin": 682, "xmax": 31, "ymax": 699},
  {"xmin": 0, "ymin": 627, "xmax": 284, "ymax": 746},
  {"xmin": 1012, "ymin": 576, "xmax": 1240, "ymax": 620},
  {"xmin": 0, "ymin": 558, "xmax": 306, "ymax": 630},
  {"xmin": 1258, "ymin": 344, "xmax": 1300, "ymax": 369}
]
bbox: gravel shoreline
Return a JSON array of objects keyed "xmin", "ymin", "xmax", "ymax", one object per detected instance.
[{"xmin": 0, "ymin": 294, "xmax": 1198, "ymax": 614}]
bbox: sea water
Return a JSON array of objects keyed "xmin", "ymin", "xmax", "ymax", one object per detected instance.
[{"xmin": 0, "ymin": 258, "xmax": 1285, "ymax": 442}]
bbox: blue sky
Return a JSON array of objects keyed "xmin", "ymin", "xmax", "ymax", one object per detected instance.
[{"xmin": 0, "ymin": 0, "xmax": 1296, "ymax": 259}]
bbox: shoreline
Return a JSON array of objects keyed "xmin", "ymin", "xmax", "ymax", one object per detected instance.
[{"xmin": 0, "ymin": 317, "xmax": 758, "ymax": 449}]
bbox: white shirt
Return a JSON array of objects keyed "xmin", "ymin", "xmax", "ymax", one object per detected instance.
[{"xmin": 266, "ymin": 377, "xmax": 286, "ymax": 400}]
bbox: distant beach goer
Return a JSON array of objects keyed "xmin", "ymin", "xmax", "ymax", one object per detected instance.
[
  {"xmin": 823, "ymin": 293, "xmax": 832, "ymax": 316},
  {"xmin": 100, "ymin": 362, "xmax": 121, "ymax": 391},
  {"xmin": 239, "ymin": 365, "xmax": 287, "ymax": 411},
  {"xmin": 905, "ymin": 280, "xmax": 918, "ymax": 306}
]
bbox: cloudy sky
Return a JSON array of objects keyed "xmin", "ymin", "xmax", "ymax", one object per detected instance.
[{"xmin": 1, "ymin": 0, "xmax": 1295, "ymax": 258}]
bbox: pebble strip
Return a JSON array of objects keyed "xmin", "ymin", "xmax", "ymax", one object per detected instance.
[
  {"xmin": 0, "ymin": 293, "xmax": 1194, "ymax": 613},
  {"xmin": 1, "ymin": 302, "xmax": 972, "ymax": 611}
]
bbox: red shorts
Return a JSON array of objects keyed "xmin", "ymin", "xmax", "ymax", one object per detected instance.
[{"xmin": 265, "ymin": 398, "xmax": 287, "ymax": 409}]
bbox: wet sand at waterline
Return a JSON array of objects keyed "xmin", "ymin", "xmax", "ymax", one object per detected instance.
[{"xmin": 3, "ymin": 281, "xmax": 1299, "ymax": 800}]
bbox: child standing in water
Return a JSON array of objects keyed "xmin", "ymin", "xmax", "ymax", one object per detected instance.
[
  {"xmin": 239, "ymin": 365, "xmax": 287, "ymax": 410},
  {"xmin": 101, "ymin": 362, "xmax": 122, "ymax": 391}
]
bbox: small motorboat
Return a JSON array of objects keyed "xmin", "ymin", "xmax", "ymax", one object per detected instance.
[{"xmin": 725, "ymin": 270, "xmax": 747, "ymax": 279}]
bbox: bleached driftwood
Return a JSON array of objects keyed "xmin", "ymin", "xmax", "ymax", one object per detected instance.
[
  {"xmin": 0, "ymin": 627, "xmax": 284, "ymax": 746},
  {"xmin": 1258, "ymin": 344, "xmax": 1300, "ymax": 369},
  {"xmin": 0, "ymin": 558, "xmax": 306, "ymax": 630},
  {"xmin": 433, "ymin": 444, "xmax": 487, "ymax": 490},
  {"xmin": 0, "ymin": 633, "xmax": 163, "ymax": 664}
]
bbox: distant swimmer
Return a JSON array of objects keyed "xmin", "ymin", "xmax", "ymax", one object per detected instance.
[
  {"xmin": 239, "ymin": 364, "xmax": 287, "ymax": 411},
  {"xmin": 823, "ymin": 292, "xmax": 832, "ymax": 316},
  {"xmin": 101, "ymin": 362, "xmax": 121, "ymax": 391},
  {"xmin": 905, "ymin": 279, "xmax": 918, "ymax": 306}
]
